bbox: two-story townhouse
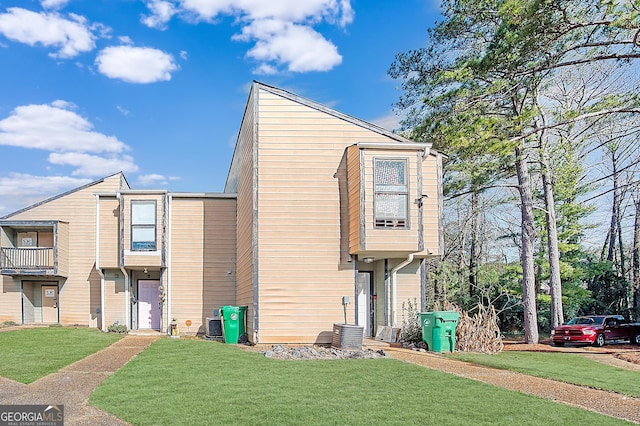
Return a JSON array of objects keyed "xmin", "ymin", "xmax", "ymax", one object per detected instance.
[{"xmin": 0, "ymin": 81, "xmax": 444, "ymax": 344}]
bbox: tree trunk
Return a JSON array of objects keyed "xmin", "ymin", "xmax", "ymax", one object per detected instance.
[
  {"xmin": 607, "ymin": 152, "xmax": 619, "ymax": 263},
  {"xmin": 633, "ymin": 190, "xmax": 640, "ymax": 320},
  {"xmin": 515, "ymin": 146, "xmax": 539, "ymax": 343},
  {"xmin": 469, "ymin": 191, "xmax": 479, "ymax": 298},
  {"xmin": 540, "ymin": 148, "xmax": 564, "ymax": 328}
]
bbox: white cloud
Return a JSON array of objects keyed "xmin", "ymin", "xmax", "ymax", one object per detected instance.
[
  {"xmin": 142, "ymin": 0, "xmax": 177, "ymax": 29},
  {"xmin": 0, "ymin": 8, "xmax": 96, "ymax": 58},
  {"xmin": 95, "ymin": 46, "xmax": 178, "ymax": 83},
  {"xmin": 0, "ymin": 173, "xmax": 91, "ymax": 215},
  {"xmin": 118, "ymin": 35, "xmax": 134, "ymax": 45},
  {"xmin": 48, "ymin": 152, "xmax": 138, "ymax": 177},
  {"xmin": 143, "ymin": 0, "xmax": 353, "ymax": 73},
  {"xmin": 371, "ymin": 112, "xmax": 402, "ymax": 131},
  {"xmin": 180, "ymin": 50, "xmax": 188, "ymax": 60},
  {"xmin": 116, "ymin": 105, "xmax": 130, "ymax": 116},
  {"xmin": 40, "ymin": 0, "xmax": 71, "ymax": 10},
  {"xmin": 0, "ymin": 101, "xmax": 128, "ymax": 153},
  {"xmin": 136, "ymin": 173, "xmax": 178, "ymax": 186},
  {"xmin": 236, "ymin": 19, "xmax": 341, "ymax": 72}
]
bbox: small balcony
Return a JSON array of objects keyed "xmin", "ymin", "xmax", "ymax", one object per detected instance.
[
  {"xmin": 0, "ymin": 220, "xmax": 68, "ymax": 277},
  {"xmin": 1, "ymin": 247, "xmax": 55, "ymax": 273}
]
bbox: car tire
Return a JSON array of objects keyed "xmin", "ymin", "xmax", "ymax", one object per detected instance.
[
  {"xmin": 594, "ymin": 333, "xmax": 605, "ymax": 347},
  {"xmin": 633, "ymin": 333, "xmax": 640, "ymax": 345},
  {"xmin": 553, "ymin": 342, "xmax": 565, "ymax": 347}
]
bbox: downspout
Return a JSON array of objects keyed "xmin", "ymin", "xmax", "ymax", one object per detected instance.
[
  {"xmin": 95, "ymin": 195, "xmax": 105, "ymax": 331},
  {"xmin": 121, "ymin": 266, "xmax": 129, "ymax": 330},
  {"xmin": 390, "ymin": 253, "xmax": 416, "ymax": 327},
  {"xmin": 167, "ymin": 194, "xmax": 173, "ymax": 330},
  {"xmin": 117, "ymin": 192, "xmax": 127, "ymax": 330}
]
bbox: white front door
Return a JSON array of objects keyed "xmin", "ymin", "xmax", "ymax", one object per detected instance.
[
  {"xmin": 138, "ymin": 280, "xmax": 161, "ymax": 330},
  {"xmin": 357, "ymin": 272, "xmax": 372, "ymax": 337}
]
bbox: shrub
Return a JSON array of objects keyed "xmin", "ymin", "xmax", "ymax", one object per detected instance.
[
  {"xmin": 400, "ymin": 298, "xmax": 422, "ymax": 343},
  {"xmin": 107, "ymin": 322, "xmax": 128, "ymax": 334}
]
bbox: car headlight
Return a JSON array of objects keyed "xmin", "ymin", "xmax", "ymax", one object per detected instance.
[{"xmin": 583, "ymin": 329, "xmax": 595, "ymax": 335}]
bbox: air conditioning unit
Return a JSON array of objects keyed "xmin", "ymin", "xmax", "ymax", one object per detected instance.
[
  {"xmin": 205, "ymin": 317, "xmax": 223, "ymax": 339},
  {"xmin": 332, "ymin": 323, "xmax": 364, "ymax": 350}
]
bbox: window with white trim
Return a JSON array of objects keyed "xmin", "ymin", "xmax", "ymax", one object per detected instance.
[
  {"xmin": 374, "ymin": 158, "xmax": 408, "ymax": 228},
  {"xmin": 131, "ymin": 201, "xmax": 157, "ymax": 251}
]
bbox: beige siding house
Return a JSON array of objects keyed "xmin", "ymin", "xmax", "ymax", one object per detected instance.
[{"xmin": 0, "ymin": 82, "xmax": 443, "ymax": 344}]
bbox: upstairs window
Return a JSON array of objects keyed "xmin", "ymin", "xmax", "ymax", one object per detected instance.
[
  {"xmin": 374, "ymin": 158, "xmax": 408, "ymax": 229},
  {"xmin": 131, "ymin": 201, "xmax": 156, "ymax": 251}
]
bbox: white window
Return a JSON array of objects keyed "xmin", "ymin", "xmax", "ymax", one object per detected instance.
[
  {"xmin": 374, "ymin": 158, "xmax": 408, "ymax": 228},
  {"xmin": 131, "ymin": 201, "xmax": 156, "ymax": 251}
]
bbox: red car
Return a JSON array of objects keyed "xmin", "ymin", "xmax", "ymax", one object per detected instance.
[{"xmin": 551, "ymin": 315, "xmax": 640, "ymax": 347}]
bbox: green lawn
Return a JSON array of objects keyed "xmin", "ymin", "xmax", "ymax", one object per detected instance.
[
  {"xmin": 0, "ymin": 327, "xmax": 122, "ymax": 383},
  {"xmin": 449, "ymin": 351, "xmax": 640, "ymax": 397},
  {"xmin": 91, "ymin": 339, "xmax": 630, "ymax": 425}
]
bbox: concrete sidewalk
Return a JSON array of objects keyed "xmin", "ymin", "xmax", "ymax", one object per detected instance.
[{"xmin": 0, "ymin": 335, "xmax": 158, "ymax": 425}]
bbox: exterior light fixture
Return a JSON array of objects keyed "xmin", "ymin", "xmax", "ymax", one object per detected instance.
[{"xmin": 362, "ymin": 257, "xmax": 375, "ymax": 263}]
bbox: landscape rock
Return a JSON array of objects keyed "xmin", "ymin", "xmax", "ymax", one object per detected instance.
[{"xmin": 259, "ymin": 345, "xmax": 388, "ymax": 360}]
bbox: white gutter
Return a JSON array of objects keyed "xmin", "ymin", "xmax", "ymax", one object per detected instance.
[
  {"xmin": 390, "ymin": 253, "xmax": 416, "ymax": 327},
  {"xmin": 95, "ymin": 195, "xmax": 106, "ymax": 331},
  {"xmin": 357, "ymin": 142, "xmax": 432, "ymax": 151},
  {"xmin": 167, "ymin": 194, "xmax": 173, "ymax": 328},
  {"xmin": 121, "ymin": 266, "xmax": 129, "ymax": 329}
]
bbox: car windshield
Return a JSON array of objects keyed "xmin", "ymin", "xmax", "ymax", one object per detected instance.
[{"xmin": 566, "ymin": 316, "xmax": 605, "ymax": 325}]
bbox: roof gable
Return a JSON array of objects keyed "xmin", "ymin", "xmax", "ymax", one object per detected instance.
[{"xmin": 1, "ymin": 172, "xmax": 129, "ymax": 219}]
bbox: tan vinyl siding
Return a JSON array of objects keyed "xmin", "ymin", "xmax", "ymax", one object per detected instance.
[
  {"xmin": 234, "ymin": 89, "xmax": 257, "ymax": 339},
  {"xmin": 393, "ymin": 259, "xmax": 422, "ymax": 317},
  {"xmin": 3, "ymin": 174, "xmax": 125, "ymax": 325},
  {"xmin": 255, "ymin": 89, "xmax": 404, "ymax": 343},
  {"xmin": 98, "ymin": 197, "xmax": 120, "ymax": 269},
  {"xmin": 0, "ymin": 276, "xmax": 21, "ymax": 322},
  {"xmin": 346, "ymin": 145, "xmax": 362, "ymax": 253},
  {"xmin": 420, "ymin": 153, "xmax": 441, "ymax": 255},
  {"xmin": 56, "ymin": 222, "xmax": 69, "ymax": 277},
  {"xmin": 169, "ymin": 197, "xmax": 236, "ymax": 333},
  {"xmin": 103, "ymin": 269, "xmax": 126, "ymax": 326}
]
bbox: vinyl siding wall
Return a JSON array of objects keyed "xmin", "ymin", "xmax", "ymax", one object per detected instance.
[
  {"xmin": 98, "ymin": 196, "xmax": 120, "ymax": 269},
  {"xmin": 103, "ymin": 269, "xmax": 126, "ymax": 326},
  {"xmin": 255, "ymin": 89, "xmax": 413, "ymax": 343},
  {"xmin": 2, "ymin": 174, "xmax": 125, "ymax": 325},
  {"xmin": 234, "ymin": 89, "xmax": 257, "ymax": 340},
  {"xmin": 169, "ymin": 197, "xmax": 236, "ymax": 334},
  {"xmin": 421, "ymin": 153, "xmax": 441, "ymax": 255}
]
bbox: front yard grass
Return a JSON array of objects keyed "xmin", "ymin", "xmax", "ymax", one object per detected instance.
[
  {"xmin": 91, "ymin": 339, "xmax": 630, "ymax": 425},
  {"xmin": 449, "ymin": 351, "xmax": 640, "ymax": 397},
  {"xmin": 0, "ymin": 327, "xmax": 122, "ymax": 383}
]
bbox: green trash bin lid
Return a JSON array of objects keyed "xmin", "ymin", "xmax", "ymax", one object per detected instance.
[{"xmin": 434, "ymin": 310, "xmax": 460, "ymax": 322}]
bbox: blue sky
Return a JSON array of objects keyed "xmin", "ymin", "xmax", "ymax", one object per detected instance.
[{"xmin": 0, "ymin": 0, "xmax": 441, "ymax": 216}]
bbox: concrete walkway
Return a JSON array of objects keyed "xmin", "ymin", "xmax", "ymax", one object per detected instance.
[{"xmin": 0, "ymin": 335, "xmax": 158, "ymax": 425}]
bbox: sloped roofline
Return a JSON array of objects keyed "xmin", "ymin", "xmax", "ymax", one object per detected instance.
[
  {"xmin": 1, "ymin": 171, "xmax": 128, "ymax": 219},
  {"xmin": 255, "ymin": 81, "xmax": 416, "ymax": 144},
  {"xmin": 224, "ymin": 81, "xmax": 434, "ymax": 192}
]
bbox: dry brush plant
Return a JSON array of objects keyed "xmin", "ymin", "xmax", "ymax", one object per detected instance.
[{"xmin": 445, "ymin": 301, "xmax": 504, "ymax": 353}]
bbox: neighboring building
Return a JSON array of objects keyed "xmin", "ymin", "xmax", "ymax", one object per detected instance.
[{"xmin": 0, "ymin": 82, "xmax": 444, "ymax": 344}]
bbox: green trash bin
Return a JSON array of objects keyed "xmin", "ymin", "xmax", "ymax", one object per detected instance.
[
  {"xmin": 420, "ymin": 311, "xmax": 460, "ymax": 352},
  {"xmin": 219, "ymin": 306, "xmax": 241, "ymax": 344}
]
